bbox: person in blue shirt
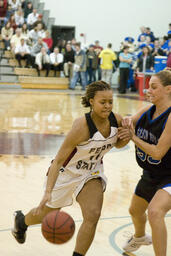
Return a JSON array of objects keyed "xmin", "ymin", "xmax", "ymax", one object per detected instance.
[{"xmin": 118, "ymin": 46, "xmax": 132, "ymax": 94}]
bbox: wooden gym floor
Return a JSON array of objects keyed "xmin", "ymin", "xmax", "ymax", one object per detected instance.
[{"xmin": 0, "ymin": 88, "xmax": 170, "ymax": 256}]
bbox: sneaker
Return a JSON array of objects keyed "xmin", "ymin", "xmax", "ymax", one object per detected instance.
[
  {"xmin": 11, "ymin": 210, "xmax": 27, "ymax": 244},
  {"xmin": 122, "ymin": 234, "xmax": 152, "ymax": 252}
]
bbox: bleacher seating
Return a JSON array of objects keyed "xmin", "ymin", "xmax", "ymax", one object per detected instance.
[{"xmin": 19, "ymin": 76, "xmax": 69, "ymax": 89}]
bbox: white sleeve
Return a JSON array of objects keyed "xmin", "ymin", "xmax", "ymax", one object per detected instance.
[
  {"xmin": 27, "ymin": 13, "xmax": 32, "ymax": 24},
  {"xmin": 50, "ymin": 53, "xmax": 55, "ymax": 64},
  {"xmin": 58, "ymin": 54, "xmax": 64, "ymax": 63},
  {"xmin": 15, "ymin": 45, "xmax": 20, "ymax": 54}
]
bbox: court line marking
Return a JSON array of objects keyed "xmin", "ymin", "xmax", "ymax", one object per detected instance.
[
  {"xmin": 109, "ymin": 214, "xmax": 171, "ymax": 255},
  {"xmin": 1, "ymin": 214, "xmax": 170, "ymax": 233}
]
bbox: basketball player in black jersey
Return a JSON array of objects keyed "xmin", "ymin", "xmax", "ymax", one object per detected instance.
[
  {"xmin": 119, "ymin": 70, "xmax": 171, "ymax": 256},
  {"xmin": 12, "ymin": 81, "xmax": 130, "ymax": 256}
]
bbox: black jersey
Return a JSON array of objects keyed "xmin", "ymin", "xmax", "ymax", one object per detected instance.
[{"xmin": 135, "ymin": 105, "xmax": 171, "ymax": 177}]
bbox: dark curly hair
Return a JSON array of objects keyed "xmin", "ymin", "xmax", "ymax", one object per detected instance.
[{"xmin": 81, "ymin": 81, "xmax": 112, "ymax": 108}]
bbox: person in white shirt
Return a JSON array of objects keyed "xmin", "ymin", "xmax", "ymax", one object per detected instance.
[
  {"xmin": 35, "ymin": 47, "xmax": 50, "ymax": 77},
  {"xmin": 28, "ymin": 25, "xmax": 39, "ymax": 44},
  {"xmin": 50, "ymin": 47, "xmax": 64, "ymax": 77},
  {"xmin": 15, "ymin": 38, "xmax": 31, "ymax": 67},
  {"xmin": 10, "ymin": 28, "xmax": 22, "ymax": 52},
  {"xmin": 27, "ymin": 9, "xmax": 39, "ymax": 29},
  {"xmin": 14, "ymin": 6, "xmax": 24, "ymax": 27},
  {"xmin": 8, "ymin": 0, "xmax": 21, "ymax": 11}
]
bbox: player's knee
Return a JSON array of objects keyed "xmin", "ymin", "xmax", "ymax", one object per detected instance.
[
  {"xmin": 129, "ymin": 205, "xmax": 142, "ymax": 217},
  {"xmin": 84, "ymin": 206, "xmax": 101, "ymax": 224},
  {"xmin": 148, "ymin": 206, "xmax": 164, "ymax": 223}
]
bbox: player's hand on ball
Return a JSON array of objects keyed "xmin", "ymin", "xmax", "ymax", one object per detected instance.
[{"xmin": 33, "ymin": 192, "xmax": 51, "ymax": 216}]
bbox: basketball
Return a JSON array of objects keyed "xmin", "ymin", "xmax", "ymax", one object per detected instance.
[{"xmin": 41, "ymin": 210, "xmax": 75, "ymax": 244}]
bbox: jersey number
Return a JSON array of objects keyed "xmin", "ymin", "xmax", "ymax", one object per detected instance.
[{"xmin": 136, "ymin": 147, "xmax": 161, "ymax": 165}]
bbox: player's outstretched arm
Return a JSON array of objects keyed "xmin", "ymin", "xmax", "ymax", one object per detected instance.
[
  {"xmin": 114, "ymin": 113, "xmax": 131, "ymax": 148},
  {"xmin": 122, "ymin": 104, "xmax": 152, "ymax": 128},
  {"xmin": 119, "ymin": 114, "xmax": 171, "ymax": 160}
]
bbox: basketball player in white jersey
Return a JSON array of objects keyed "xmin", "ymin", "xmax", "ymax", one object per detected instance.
[
  {"xmin": 12, "ymin": 81, "xmax": 130, "ymax": 256},
  {"xmin": 119, "ymin": 70, "xmax": 171, "ymax": 256}
]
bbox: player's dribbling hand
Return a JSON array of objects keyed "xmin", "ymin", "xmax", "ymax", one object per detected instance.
[{"xmin": 33, "ymin": 192, "xmax": 51, "ymax": 215}]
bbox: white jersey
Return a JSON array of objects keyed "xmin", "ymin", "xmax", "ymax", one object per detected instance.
[
  {"xmin": 55, "ymin": 112, "xmax": 118, "ymax": 186},
  {"xmin": 46, "ymin": 111, "xmax": 118, "ymax": 208}
]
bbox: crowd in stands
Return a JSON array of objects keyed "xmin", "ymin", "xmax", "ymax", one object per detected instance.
[{"xmin": 0, "ymin": 0, "xmax": 171, "ymax": 92}]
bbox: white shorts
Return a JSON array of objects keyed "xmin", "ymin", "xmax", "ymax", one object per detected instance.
[
  {"xmin": 45, "ymin": 173, "xmax": 107, "ymax": 209},
  {"xmin": 162, "ymin": 186, "xmax": 171, "ymax": 195}
]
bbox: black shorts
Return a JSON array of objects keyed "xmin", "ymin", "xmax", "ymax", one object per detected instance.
[{"xmin": 135, "ymin": 170, "xmax": 171, "ymax": 203}]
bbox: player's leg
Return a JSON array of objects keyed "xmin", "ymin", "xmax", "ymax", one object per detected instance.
[
  {"xmin": 129, "ymin": 194, "xmax": 148, "ymax": 237},
  {"xmin": 148, "ymin": 189, "xmax": 171, "ymax": 256},
  {"xmin": 73, "ymin": 178, "xmax": 103, "ymax": 256},
  {"xmin": 12, "ymin": 206, "xmax": 59, "ymax": 244},
  {"xmin": 123, "ymin": 194, "xmax": 152, "ymax": 252}
]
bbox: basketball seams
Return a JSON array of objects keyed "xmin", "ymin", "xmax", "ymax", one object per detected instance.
[
  {"xmin": 53, "ymin": 210, "xmax": 59, "ymax": 243},
  {"xmin": 41, "ymin": 210, "xmax": 75, "ymax": 244}
]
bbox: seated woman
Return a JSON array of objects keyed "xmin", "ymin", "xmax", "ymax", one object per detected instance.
[
  {"xmin": 14, "ymin": 6, "xmax": 24, "ymax": 27},
  {"xmin": 137, "ymin": 46, "xmax": 154, "ymax": 72},
  {"xmin": 1, "ymin": 21, "xmax": 13, "ymax": 50}
]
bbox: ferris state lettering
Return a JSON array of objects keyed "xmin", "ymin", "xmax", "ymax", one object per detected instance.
[{"xmin": 76, "ymin": 143, "xmax": 113, "ymax": 170}]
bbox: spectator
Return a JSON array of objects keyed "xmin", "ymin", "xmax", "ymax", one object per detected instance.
[
  {"xmin": 1, "ymin": 21, "xmax": 13, "ymax": 50},
  {"xmin": 137, "ymin": 35, "xmax": 147, "ymax": 48},
  {"xmin": 21, "ymin": 22, "xmax": 29, "ymax": 41},
  {"xmin": 71, "ymin": 38, "xmax": 76, "ymax": 51},
  {"xmin": 122, "ymin": 37, "xmax": 135, "ymax": 53},
  {"xmin": 50, "ymin": 47, "xmax": 64, "ymax": 77},
  {"xmin": 137, "ymin": 45, "xmax": 154, "ymax": 72},
  {"xmin": 165, "ymin": 40, "xmax": 171, "ymax": 56},
  {"xmin": 24, "ymin": 1, "xmax": 33, "ymax": 21},
  {"xmin": 99, "ymin": 43, "xmax": 117, "ymax": 85},
  {"xmin": 57, "ymin": 39, "xmax": 66, "ymax": 54},
  {"xmin": 28, "ymin": 25, "xmax": 39, "ymax": 44},
  {"xmin": 35, "ymin": 47, "xmax": 50, "ymax": 77},
  {"xmin": 8, "ymin": 0, "xmax": 21, "ymax": 12},
  {"xmin": 27, "ymin": 8, "xmax": 38, "ymax": 29},
  {"xmin": 4, "ymin": 4, "xmax": 14, "ymax": 25},
  {"xmin": 63, "ymin": 43, "xmax": 75, "ymax": 80},
  {"xmin": 167, "ymin": 52, "xmax": 171, "ymax": 68},
  {"xmin": 33, "ymin": 14, "xmax": 46, "ymax": 30},
  {"xmin": 30, "ymin": 37, "xmax": 48, "ymax": 65},
  {"xmin": 70, "ymin": 42, "xmax": 87, "ymax": 90},
  {"xmin": 8, "ymin": 13, "xmax": 17, "ymax": 31},
  {"xmin": 137, "ymin": 26, "xmax": 147, "ymax": 42},
  {"xmin": 0, "ymin": 0, "xmax": 7, "ymax": 29},
  {"xmin": 167, "ymin": 23, "xmax": 171, "ymax": 35},
  {"xmin": 146, "ymin": 27, "xmax": 155, "ymax": 42},
  {"xmin": 94, "ymin": 40, "xmax": 103, "ymax": 79},
  {"xmin": 118, "ymin": 45, "xmax": 132, "ymax": 94},
  {"xmin": 15, "ymin": 38, "xmax": 31, "ymax": 67},
  {"xmin": 37, "ymin": 22, "xmax": 45, "ymax": 39},
  {"xmin": 43, "ymin": 30, "xmax": 53, "ymax": 52},
  {"xmin": 146, "ymin": 36, "xmax": 154, "ymax": 50},
  {"xmin": 10, "ymin": 27, "xmax": 22, "ymax": 52},
  {"xmin": 86, "ymin": 44, "xmax": 98, "ymax": 84},
  {"xmin": 151, "ymin": 39, "xmax": 165, "ymax": 57},
  {"xmin": 14, "ymin": 6, "xmax": 24, "ymax": 27}
]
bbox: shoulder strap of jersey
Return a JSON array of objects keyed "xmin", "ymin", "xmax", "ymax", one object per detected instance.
[
  {"xmin": 109, "ymin": 111, "xmax": 118, "ymax": 128},
  {"xmin": 136, "ymin": 105, "xmax": 154, "ymax": 128},
  {"xmin": 85, "ymin": 112, "xmax": 97, "ymax": 138}
]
